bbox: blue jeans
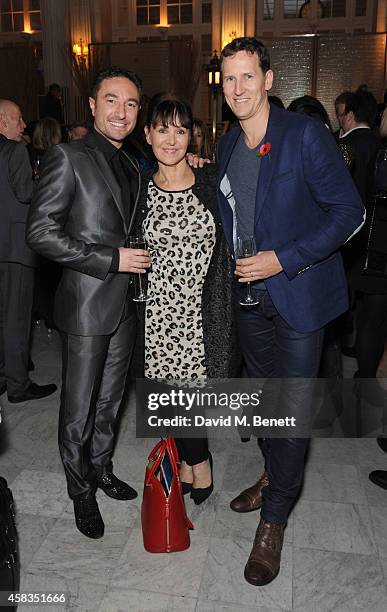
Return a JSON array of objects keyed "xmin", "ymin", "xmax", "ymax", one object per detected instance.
[{"xmin": 236, "ymin": 284, "xmax": 324, "ymax": 523}]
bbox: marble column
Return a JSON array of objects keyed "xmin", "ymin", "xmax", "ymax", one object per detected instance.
[
  {"xmin": 68, "ymin": 0, "xmax": 94, "ymax": 121},
  {"xmin": 41, "ymin": 0, "xmax": 71, "ymax": 90},
  {"xmin": 245, "ymin": 0, "xmax": 256, "ymax": 37}
]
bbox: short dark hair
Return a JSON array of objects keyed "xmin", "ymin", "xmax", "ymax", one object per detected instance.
[
  {"xmin": 268, "ymin": 95, "xmax": 284, "ymax": 109},
  {"xmin": 335, "ymin": 91, "xmax": 352, "ymax": 107},
  {"xmin": 69, "ymin": 120, "xmax": 89, "ymax": 130},
  {"xmin": 49, "ymin": 83, "xmax": 60, "ymax": 93},
  {"xmin": 336, "ymin": 90, "xmax": 378, "ymax": 127},
  {"xmin": 221, "ymin": 37, "xmax": 270, "ymax": 73},
  {"xmin": 146, "ymin": 92, "xmax": 193, "ymax": 133},
  {"xmin": 91, "ymin": 66, "xmax": 142, "ymax": 100},
  {"xmin": 288, "ymin": 95, "xmax": 332, "ymax": 130}
]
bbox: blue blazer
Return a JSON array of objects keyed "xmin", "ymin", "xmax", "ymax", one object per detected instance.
[{"xmin": 217, "ymin": 104, "xmax": 365, "ymax": 333}]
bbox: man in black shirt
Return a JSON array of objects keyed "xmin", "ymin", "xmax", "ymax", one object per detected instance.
[
  {"xmin": 43, "ymin": 83, "xmax": 64, "ymax": 124},
  {"xmin": 27, "ymin": 68, "xmax": 150, "ymax": 539}
]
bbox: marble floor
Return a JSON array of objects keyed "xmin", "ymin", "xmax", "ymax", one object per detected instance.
[{"xmin": 0, "ymin": 324, "xmax": 387, "ymax": 612}]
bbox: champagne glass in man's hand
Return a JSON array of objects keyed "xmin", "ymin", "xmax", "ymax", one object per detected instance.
[
  {"xmin": 237, "ymin": 236, "xmax": 260, "ymax": 306},
  {"xmin": 129, "ymin": 234, "xmax": 151, "ymax": 302}
]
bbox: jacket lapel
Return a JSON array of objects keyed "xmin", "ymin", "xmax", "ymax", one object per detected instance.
[
  {"xmin": 120, "ymin": 150, "xmax": 140, "ymax": 236},
  {"xmin": 218, "ymin": 126, "xmax": 242, "ymax": 186},
  {"xmin": 254, "ymin": 104, "xmax": 285, "ymax": 225},
  {"xmin": 83, "ymin": 133, "xmax": 132, "ymax": 234},
  {"xmin": 217, "ymin": 127, "xmax": 242, "ymax": 252}
]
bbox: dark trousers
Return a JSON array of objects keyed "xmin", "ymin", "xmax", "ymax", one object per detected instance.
[
  {"xmin": 0, "ymin": 262, "xmax": 34, "ymax": 395},
  {"xmin": 59, "ymin": 310, "xmax": 137, "ymax": 499},
  {"xmin": 237, "ymin": 285, "xmax": 324, "ymax": 524},
  {"xmin": 355, "ymin": 292, "xmax": 387, "ymax": 377}
]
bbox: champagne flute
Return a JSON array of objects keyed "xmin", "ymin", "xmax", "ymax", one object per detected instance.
[
  {"xmin": 237, "ymin": 236, "xmax": 260, "ymax": 306},
  {"xmin": 129, "ymin": 234, "xmax": 151, "ymax": 302},
  {"xmin": 32, "ymin": 158, "xmax": 40, "ymax": 180}
]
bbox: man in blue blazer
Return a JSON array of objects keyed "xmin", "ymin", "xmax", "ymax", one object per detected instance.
[{"xmin": 217, "ymin": 38, "xmax": 365, "ymax": 586}]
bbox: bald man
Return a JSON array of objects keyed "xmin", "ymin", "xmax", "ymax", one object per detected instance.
[{"xmin": 0, "ymin": 99, "xmax": 57, "ymax": 402}]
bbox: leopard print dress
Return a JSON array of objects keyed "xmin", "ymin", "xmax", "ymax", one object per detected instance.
[{"xmin": 143, "ymin": 179, "xmax": 216, "ymax": 382}]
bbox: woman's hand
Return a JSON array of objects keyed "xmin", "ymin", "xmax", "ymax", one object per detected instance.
[
  {"xmin": 186, "ymin": 152, "xmax": 211, "ymax": 168},
  {"xmin": 118, "ymin": 247, "xmax": 151, "ymax": 273},
  {"xmin": 235, "ymin": 250, "xmax": 283, "ymax": 281}
]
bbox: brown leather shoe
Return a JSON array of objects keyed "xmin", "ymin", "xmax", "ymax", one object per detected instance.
[
  {"xmin": 230, "ymin": 472, "xmax": 269, "ymax": 513},
  {"xmin": 244, "ymin": 518, "xmax": 285, "ymax": 586}
]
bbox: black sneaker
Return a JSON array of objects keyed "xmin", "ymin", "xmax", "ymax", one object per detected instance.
[
  {"xmin": 8, "ymin": 382, "xmax": 57, "ymax": 403},
  {"xmin": 73, "ymin": 494, "xmax": 104, "ymax": 539}
]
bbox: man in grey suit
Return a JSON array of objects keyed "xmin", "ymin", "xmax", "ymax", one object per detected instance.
[
  {"xmin": 27, "ymin": 68, "xmax": 150, "ymax": 539},
  {"xmin": 0, "ymin": 99, "xmax": 57, "ymax": 403}
]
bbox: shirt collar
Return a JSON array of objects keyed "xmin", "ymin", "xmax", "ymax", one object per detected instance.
[
  {"xmin": 339, "ymin": 125, "xmax": 370, "ymax": 139},
  {"xmin": 91, "ymin": 127, "xmax": 121, "ymax": 161}
]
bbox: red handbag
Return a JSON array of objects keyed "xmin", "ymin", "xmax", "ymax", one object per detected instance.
[{"xmin": 141, "ymin": 437, "xmax": 193, "ymax": 553}]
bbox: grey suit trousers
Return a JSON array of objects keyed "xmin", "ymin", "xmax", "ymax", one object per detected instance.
[{"xmin": 59, "ymin": 307, "xmax": 137, "ymax": 499}]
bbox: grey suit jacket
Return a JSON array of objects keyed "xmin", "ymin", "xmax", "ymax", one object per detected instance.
[
  {"xmin": 26, "ymin": 132, "xmax": 140, "ymax": 336},
  {"xmin": 0, "ymin": 134, "xmax": 35, "ymax": 266}
]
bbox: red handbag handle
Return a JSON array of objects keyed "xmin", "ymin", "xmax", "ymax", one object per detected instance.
[
  {"xmin": 166, "ymin": 437, "xmax": 180, "ymax": 475},
  {"xmin": 165, "ymin": 438, "xmax": 193, "ymax": 529},
  {"xmin": 147, "ymin": 439, "xmax": 165, "ymax": 463},
  {"xmin": 145, "ymin": 437, "xmax": 180, "ymax": 486}
]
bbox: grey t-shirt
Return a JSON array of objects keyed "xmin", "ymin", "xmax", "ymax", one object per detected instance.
[{"xmin": 227, "ymin": 133, "xmax": 263, "ymax": 241}]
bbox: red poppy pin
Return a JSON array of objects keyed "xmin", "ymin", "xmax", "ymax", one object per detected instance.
[{"xmin": 257, "ymin": 142, "xmax": 271, "ymax": 158}]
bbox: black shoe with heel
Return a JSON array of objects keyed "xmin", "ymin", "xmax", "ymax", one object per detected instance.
[
  {"xmin": 179, "ymin": 462, "xmax": 193, "ymax": 495},
  {"xmin": 190, "ymin": 452, "xmax": 213, "ymax": 505},
  {"xmin": 180, "ymin": 481, "xmax": 192, "ymax": 495}
]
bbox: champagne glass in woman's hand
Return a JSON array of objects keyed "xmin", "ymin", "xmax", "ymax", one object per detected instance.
[
  {"xmin": 129, "ymin": 234, "xmax": 151, "ymax": 302},
  {"xmin": 237, "ymin": 236, "xmax": 260, "ymax": 306}
]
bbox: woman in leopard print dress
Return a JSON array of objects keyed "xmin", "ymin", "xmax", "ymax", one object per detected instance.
[{"xmin": 136, "ymin": 94, "xmax": 240, "ymax": 504}]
